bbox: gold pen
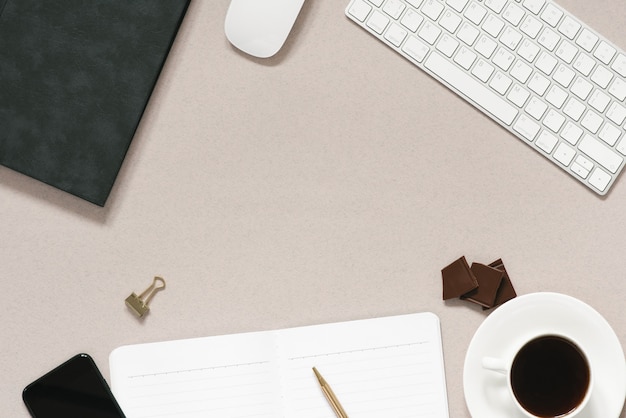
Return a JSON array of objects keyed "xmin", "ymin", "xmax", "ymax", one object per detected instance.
[{"xmin": 313, "ymin": 367, "xmax": 349, "ymax": 418}]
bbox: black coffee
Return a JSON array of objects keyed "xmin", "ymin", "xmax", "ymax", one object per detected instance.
[{"xmin": 511, "ymin": 336, "xmax": 590, "ymax": 417}]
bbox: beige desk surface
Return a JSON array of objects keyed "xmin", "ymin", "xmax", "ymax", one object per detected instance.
[{"xmin": 2, "ymin": 1, "xmax": 626, "ymax": 416}]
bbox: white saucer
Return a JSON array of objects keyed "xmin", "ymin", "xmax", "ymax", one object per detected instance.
[{"xmin": 463, "ymin": 292, "xmax": 626, "ymax": 418}]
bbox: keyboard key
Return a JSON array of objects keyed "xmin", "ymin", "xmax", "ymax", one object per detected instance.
[
  {"xmin": 571, "ymin": 161, "xmax": 589, "ymax": 179},
  {"xmin": 402, "ymin": 35, "xmax": 430, "ymax": 62},
  {"xmin": 588, "ymin": 90, "xmax": 610, "ymax": 113},
  {"xmin": 493, "ymin": 48, "xmax": 515, "ymax": 71},
  {"xmin": 526, "ymin": 96, "xmax": 548, "ymax": 119},
  {"xmin": 561, "ymin": 122, "xmax": 583, "ymax": 145},
  {"xmin": 536, "ymin": 131, "xmax": 558, "ymax": 153},
  {"xmin": 573, "ymin": 161, "xmax": 593, "ymax": 178},
  {"xmin": 563, "ymin": 97, "xmax": 585, "ymax": 121},
  {"xmin": 465, "ymin": 2, "xmax": 487, "ymax": 25},
  {"xmin": 599, "ymin": 123, "xmax": 621, "ymax": 146},
  {"xmin": 555, "ymin": 40, "xmax": 578, "ymax": 64},
  {"xmin": 545, "ymin": 85, "xmax": 567, "ymax": 109},
  {"xmin": 554, "ymin": 142, "xmax": 576, "ymax": 166},
  {"xmin": 579, "ymin": 134, "xmax": 623, "ymax": 173},
  {"xmin": 472, "ymin": 58, "xmax": 495, "ymax": 82},
  {"xmin": 367, "ymin": 11, "xmax": 390, "ymax": 34},
  {"xmin": 490, "ymin": 71, "xmax": 512, "ymax": 94},
  {"xmin": 570, "ymin": 77, "xmax": 593, "ymax": 100},
  {"xmin": 573, "ymin": 53, "xmax": 595, "ymax": 76},
  {"xmin": 502, "ymin": 3, "xmax": 525, "ymax": 26},
  {"xmin": 581, "ymin": 110, "xmax": 604, "ymax": 134},
  {"xmin": 507, "ymin": 84, "xmax": 530, "ymax": 107},
  {"xmin": 348, "ymin": 0, "xmax": 372, "ymax": 21},
  {"xmin": 458, "ymin": 22, "xmax": 480, "ymax": 45},
  {"xmin": 553, "ymin": 64, "xmax": 575, "ymax": 87},
  {"xmin": 485, "ymin": 0, "xmax": 507, "ymax": 14},
  {"xmin": 594, "ymin": 42, "xmax": 616, "ymax": 65},
  {"xmin": 576, "ymin": 28, "xmax": 598, "ymax": 52},
  {"xmin": 611, "ymin": 54, "xmax": 626, "ymax": 77},
  {"xmin": 383, "ymin": 0, "xmax": 406, "ymax": 19},
  {"xmin": 437, "ymin": 34, "xmax": 460, "ymax": 57},
  {"xmin": 543, "ymin": 109, "xmax": 565, "ymax": 132},
  {"xmin": 422, "ymin": 0, "xmax": 445, "ymax": 21},
  {"xmin": 522, "ymin": 0, "xmax": 545, "ymax": 15},
  {"xmin": 424, "ymin": 52, "xmax": 518, "ymax": 124},
  {"xmin": 590, "ymin": 66, "xmax": 613, "ymax": 89},
  {"xmin": 571, "ymin": 161, "xmax": 590, "ymax": 178},
  {"xmin": 538, "ymin": 27, "xmax": 560, "ymax": 51},
  {"xmin": 518, "ymin": 39, "xmax": 540, "ymax": 62},
  {"xmin": 528, "ymin": 72, "xmax": 550, "ymax": 96},
  {"xmin": 575, "ymin": 155, "xmax": 594, "ymax": 172},
  {"xmin": 500, "ymin": 27, "xmax": 523, "ymax": 50},
  {"xmin": 541, "ymin": 3, "xmax": 563, "ymax": 27},
  {"xmin": 401, "ymin": 9, "xmax": 424, "ymax": 32},
  {"xmin": 513, "ymin": 114, "xmax": 540, "ymax": 140},
  {"xmin": 607, "ymin": 102, "xmax": 626, "ymax": 126},
  {"xmin": 454, "ymin": 46, "xmax": 477, "ymax": 69},
  {"xmin": 419, "ymin": 21, "xmax": 442, "ymax": 44},
  {"xmin": 475, "ymin": 35, "xmax": 498, "ymax": 58},
  {"xmin": 482, "ymin": 14, "xmax": 505, "ymax": 37},
  {"xmin": 558, "ymin": 16, "xmax": 581, "ymax": 39},
  {"xmin": 588, "ymin": 168, "xmax": 611, "ymax": 192},
  {"xmin": 535, "ymin": 52, "xmax": 558, "ymax": 75},
  {"xmin": 385, "ymin": 23, "xmax": 408, "ymax": 46},
  {"xmin": 520, "ymin": 15, "xmax": 542, "ymax": 38},
  {"xmin": 446, "ymin": 0, "xmax": 469, "ymax": 13},
  {"xmin": 510, "ymin": 60, "xmax": 533, "ymax": 83},
  {"xmin": 406, "ymin": 0, "xmax": 424, "ymax": 7},
  {"xmin": 440, "ymin": 10, "xmax": 462, "ymax": 33}
]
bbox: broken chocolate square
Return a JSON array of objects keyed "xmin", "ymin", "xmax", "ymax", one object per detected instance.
[
  {"xmin": 461, "ymin": 263, "xmax": 504, "ymax": 308},
  {"xmin": 487, "ymin": 258, "xmax": 517, "ymax": 308},
  {"xmin": 442, "ymin": 256, "xmax": 478, "ymax": 300}
]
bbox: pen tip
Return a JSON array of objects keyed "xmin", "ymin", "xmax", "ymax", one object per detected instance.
[{"xmin": 312, "ymin": 366, "xmax": 324, "ymax": 384}]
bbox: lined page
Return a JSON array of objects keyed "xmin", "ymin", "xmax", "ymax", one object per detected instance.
[
  {"xmin": 278, "ymin": 312, "xmax": 449, "ymax": 418},
  {"xmin": 109, "ymin": 331, "xmax": 281, "ymax": 418},
  {"xmin": 110, "ymin": 312, "xmax": 448, "ymax": 418}
]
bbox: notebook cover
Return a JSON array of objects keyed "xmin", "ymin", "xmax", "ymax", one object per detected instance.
[{"xmin": 0, "ymin": 0, "xmax": 190, "ymax": 206}]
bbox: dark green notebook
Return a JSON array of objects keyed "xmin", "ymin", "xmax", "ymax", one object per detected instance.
[{"xmin": 0, "ymin": 0, "xmax": 190, "ymax": 206}]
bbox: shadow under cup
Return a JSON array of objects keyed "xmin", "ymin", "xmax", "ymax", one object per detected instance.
[{"xmin": 510, "ymin": 335, "xmax": 591, "ymax": 418}]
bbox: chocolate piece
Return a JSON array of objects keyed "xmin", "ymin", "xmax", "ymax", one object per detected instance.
[
  {"xmin": 442, "ymin": 256, "xmax": 478, "ymax": 300},
  {"xmin": 487, "ymin": 258, "xmax": 517, "ymax": 308},
  {"xmin": 461, "ymin": 263, "xmax": 504, "ymax": 308}
]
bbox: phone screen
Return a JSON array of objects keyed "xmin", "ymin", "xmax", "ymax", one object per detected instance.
[{"xmin": 23, "ymin": 353, "xmax": 126, "ymax": 418}]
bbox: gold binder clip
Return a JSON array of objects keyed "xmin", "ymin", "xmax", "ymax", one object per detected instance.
[{"xmin": 125, "ymin": 276, "xmax": 166, "ymax": 318}]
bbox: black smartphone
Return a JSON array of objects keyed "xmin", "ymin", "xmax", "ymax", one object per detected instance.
[{"xmin": 23, "ymin": 353, "xmax": 126, "ymax": 418}]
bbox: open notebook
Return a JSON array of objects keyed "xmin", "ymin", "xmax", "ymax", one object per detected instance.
[{"xmin": 109, "ymin": 312, "xmax": 449, "ymax": 418}]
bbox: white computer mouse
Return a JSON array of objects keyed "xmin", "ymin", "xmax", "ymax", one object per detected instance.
[{"xmin": 224, "ymin": 0, "xmax": 305, "ymax": 58}]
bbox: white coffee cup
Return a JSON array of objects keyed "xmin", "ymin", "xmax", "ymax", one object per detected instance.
[{"xmin": 482, "ymin": 333, "xmax": 593, "ymax": 418}]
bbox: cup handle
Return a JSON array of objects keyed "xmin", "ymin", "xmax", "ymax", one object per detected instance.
[{"xmin": 482, "ymin": 357, "xmax": 508, "ymax": 374}]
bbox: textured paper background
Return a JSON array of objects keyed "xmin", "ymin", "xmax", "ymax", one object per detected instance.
[{"xmin": 1, "ymin": 1, "xmax": 625, "ymax": 417}]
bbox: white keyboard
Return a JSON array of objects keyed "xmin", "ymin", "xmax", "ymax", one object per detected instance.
[{"xmin": 346, "ymin": 0, "xmax": 626, "ymax": 195}]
